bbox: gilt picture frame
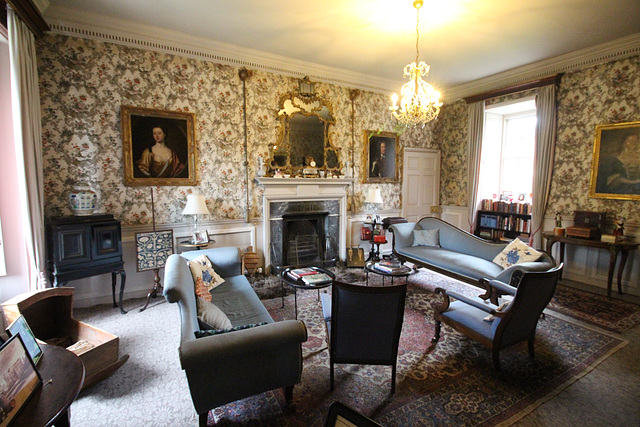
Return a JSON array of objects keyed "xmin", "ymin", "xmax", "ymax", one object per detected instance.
[
  {"xmin": 122, "ymin": 106, "xmax": 197, "ymax": 187},
  {"xmin": 589, "ymin": 121, "xmax": 640, "ymax": 200},
  {"xmin": 364, "ymin": 131, "xmax": 400, "ymax": 183}
]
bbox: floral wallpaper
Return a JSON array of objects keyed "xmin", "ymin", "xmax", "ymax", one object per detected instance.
[
  {"xmin": 37, "ymin": 34, "xmax": 438, "ymax": 226},
  {"xmin": 550, "ymin": 56, "xmax": 640, "ymax": 225},
  {"xmin": 436, "ymin": 56, "xmax": 640, "ymax": 226}
]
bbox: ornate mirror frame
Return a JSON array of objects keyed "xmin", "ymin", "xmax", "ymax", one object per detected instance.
[{"xmin": 269, "ymin": 89, "xmax": 341, "ymax": 176}]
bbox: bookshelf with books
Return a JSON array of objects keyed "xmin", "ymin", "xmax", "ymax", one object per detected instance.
[{"xmin": 475, "ymin": 200, "xmax": 531, "ymax": 242}]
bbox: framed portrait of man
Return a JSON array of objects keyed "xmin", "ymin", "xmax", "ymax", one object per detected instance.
[
  {"xmin": 589, "ymin": 121, "xmax": 640, "ymax": 201},
  {"xmin": 122, "ymin": 106, "xmax": 197, "ymax": 186},
  {"xmin": 364, "ymin": 130, "xmax": 400, "ymax": 183}
]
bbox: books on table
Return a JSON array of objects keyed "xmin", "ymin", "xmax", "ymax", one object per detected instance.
[
  {"xmin": 301, "ymin": 272, "xmax": 332, "ymax": 285},
  {"xmin": 286, "ymin": 268, "xmax": 333, "ymax": 285},
  {"xmin": 373, "ymin": 262, "xmax": 412, "ymax": 274},
  {"xmin": 287, "ymin": 267, "xmax": 319, "ymax": 279}
]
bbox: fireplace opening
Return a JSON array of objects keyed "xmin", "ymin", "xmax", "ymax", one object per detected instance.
[{"xmin": 283, "ymin": 213, "xmax": 327, "ymax": 266}]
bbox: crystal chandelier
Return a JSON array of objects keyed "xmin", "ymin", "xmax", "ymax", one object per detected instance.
[{"xmin": 390, "ymin": 0, "xmax": 442, "ymax": 126}]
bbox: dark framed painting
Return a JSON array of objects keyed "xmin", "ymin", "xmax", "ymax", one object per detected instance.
[
  {"xmin": 364, "ymin": 130, "xmax": 400, "ymax": 183},
  {"xmin": 135, "ymin": 229, "xmax": 174, "ymax": 272},
  {"xmin": 0, "ymin": 334, "xmax": 42, "ymax": 427},
  {"xmin": 121, "ymin": 106, "xmax": 197, "ymax": 186},
  {"xmin": 589, "ymin": 121, "xmax": 640, "ymax": 200}
]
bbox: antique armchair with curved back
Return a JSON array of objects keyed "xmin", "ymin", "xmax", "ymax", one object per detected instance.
[
  {"xmin": 432, "ymin": 264, "xmax": 563, "ymax": 370},
  {"xmin": 320, "ymin": 281, "xmax": 407, "ymax": 394}
]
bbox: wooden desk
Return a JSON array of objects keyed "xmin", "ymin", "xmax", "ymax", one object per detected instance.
[
  {"xmin": 542, "ymin": 232, "xmax": 639, "ymax": 298},
  {"xmin": 12, "ymin": 345, "xmax": 85, "ymax": 427}
]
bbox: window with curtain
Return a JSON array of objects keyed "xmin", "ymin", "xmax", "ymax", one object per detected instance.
[{"xmin": 478, "ymin": 98, "xmax": 536, "ymax": 203}]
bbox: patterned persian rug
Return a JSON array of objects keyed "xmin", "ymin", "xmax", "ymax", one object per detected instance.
[{"xmin": 209, "ymin": 287, "xmax": 626, "ymax": 426}]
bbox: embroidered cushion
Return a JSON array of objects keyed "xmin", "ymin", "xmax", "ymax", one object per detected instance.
[
  {"xmin": 194, "ymin": 322, "xmax": 268, "ymax": 338},
  {"xmin": 188, "ymin": 255, "xmax": 225, "ymax": 303},
  {"xmin": 412, "ymin": 228, "xmax": 440, "ymax": 247},
  {"xmin": 492, "ymin": 238, "xmax": 543, "ymax": 269},
  {"xmin": 196, "ymin": 297, "xmax": 232, "ymax": 330}
]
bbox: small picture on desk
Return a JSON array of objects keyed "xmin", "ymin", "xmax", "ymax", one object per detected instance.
[
  {"xmin": 193, "ymin": 230, "xmax": 209, "ymax": 245},
  {"xmin": 0, "ymin": 334, "xmax": 42, "ymax": 427},
  {"xmin": 6, "ymin": 315, "xmax": 42, "ymax": 365}
]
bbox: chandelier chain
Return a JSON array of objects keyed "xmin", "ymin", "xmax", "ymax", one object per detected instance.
[{"xmin": 415, "ymin": 5, "xmax": 420, "ymax": 64}]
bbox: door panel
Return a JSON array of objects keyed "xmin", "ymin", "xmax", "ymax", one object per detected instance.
[{"xmin": 402, "ymin": 149, "xmax": 440, "ymax": 223}]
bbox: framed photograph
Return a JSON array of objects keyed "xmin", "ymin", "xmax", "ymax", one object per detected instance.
[
  {"xmin": 121, "ymin": 106, "xmax": 197, "ymax": 186},
  {"xmin": 135, "ymin": 229, "xmax": 174, "ymax": 272},
  {"xmin": 0, "ymin": 334, "xmax": 42, "ymax": 427},
  {"xmin": 193, "ymin": 230, "xmax": 209, "ymax": 245},
  {"xmin": 589, "ymin": 121, "xmax": 640, "ymax": 200},
  {"xmin": 364, "ymin": 130, "xmax": 400, "ymax": 183},
  {"xmin": 6, "ymin": 315, "xmax": 42, "ymax": 365}
]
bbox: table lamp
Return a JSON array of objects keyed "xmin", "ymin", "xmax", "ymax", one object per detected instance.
[
  {"xmin": 364, "ymin": 188, "xmax": 384, "ymax": 224},
  {"xmin": 182, "ymin": 194, "xmax": 210, "ymax": 234}
]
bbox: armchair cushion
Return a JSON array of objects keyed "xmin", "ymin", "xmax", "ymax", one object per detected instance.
[
  {"xmin": 413, "ymin": 228, "xmax": 440, "ymax": 247},
  {"xmin": 492, "ymin": 238, "xmax": 543, "ymax": 269},
  {"xmin": 188, "ymin": 255, "xmax": 225, "ymax": 299},
  {"xmin": 196, "ymin": 297, "xmax": 232, "ymax": 330}
]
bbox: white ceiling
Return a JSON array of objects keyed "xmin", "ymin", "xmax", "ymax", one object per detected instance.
[{"xmin": 43, "ymin": 0, "xmax": 640, "ymax": 98}]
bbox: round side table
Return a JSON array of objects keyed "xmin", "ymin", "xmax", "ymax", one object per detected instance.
[
  {"xmin": 11, "ymin": 345, "xmax": 85, "ymax": 427},
  {"xmin": 364, "ymin": 261, "xmax": 415, "ymax": 286},
  {"xmin": 281, "ymin": 266, "xmax": 335, "ymax": 319}
]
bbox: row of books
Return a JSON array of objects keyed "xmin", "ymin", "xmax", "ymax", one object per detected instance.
[
  {"xmin": 479, "ymin": 200, "xmax": 532, "ymax": 214},
  {"xmin": 478, "ymin": 213, "xmax": 531, "ymax": 233},
  {"xmin": 287, "ymin": 267, "xmax": 332, "ymax": 285}
]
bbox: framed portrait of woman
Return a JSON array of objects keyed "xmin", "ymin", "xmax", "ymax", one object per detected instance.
[
  {"xmin": 122, "ymin": 106, "xmax": 197, "ymax": 186},
  {"xmin": 364, "ymin": 130, "xmax": 400, "ymax": 183},
  {"xmin": 589, "ymin": 121, "xmax": 640, "ymax": 201}
]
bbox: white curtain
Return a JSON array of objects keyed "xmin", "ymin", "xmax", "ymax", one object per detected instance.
[
  {"xmin": 530, "ymin": 84, "xmax": 557, "ymax": 249},
  {"xmin": 467, "ymin": 101, "xmax": 485, "ymax": 232},
  {"xmin": 8, "ymin": 7, "xmax": 47, "ymax": 290}
]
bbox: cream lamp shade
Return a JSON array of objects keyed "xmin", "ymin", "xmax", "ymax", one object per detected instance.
[
  {"xmin": 364, "ymin": 188, "xmax": 384, "ymax": 204},
  {"xmin": 182, "ymin": 194, "xmax": 210, "ymax": 234},
  {"xmin": 182, "ymin": 194, "xmax": 210, "ymax": 215}
]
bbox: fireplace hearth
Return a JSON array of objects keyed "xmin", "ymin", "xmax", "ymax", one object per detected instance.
[{"xmin": 258, "ymin": 177, "xmax": 352, "ymax": 273}]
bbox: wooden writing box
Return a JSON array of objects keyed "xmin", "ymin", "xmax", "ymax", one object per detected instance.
[
  {"xmin": 565, "ymin": 225, "xmax": 598, "ymax": 239},
  {"xmin": 1, "ymin": 287, "xmax": 128, "ymax": 389}
]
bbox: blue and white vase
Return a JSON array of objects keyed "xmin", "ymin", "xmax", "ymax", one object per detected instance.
[{"xmin": 68, "ymin": 185, "xmax": 97, "ymax": 216}]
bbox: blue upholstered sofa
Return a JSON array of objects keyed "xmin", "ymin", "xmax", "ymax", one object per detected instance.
[
  {"xmin": 163, "ymin": 247, "xmax": 307, "ymax": 425},
  {"xmin": 390, "ymin": 217, "xmax": 554, "ymax": 287}
]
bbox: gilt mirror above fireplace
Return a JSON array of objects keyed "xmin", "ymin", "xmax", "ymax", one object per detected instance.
[{"xmin": 270, "ymin": 90, "xmax": 341, "ymax": 176}]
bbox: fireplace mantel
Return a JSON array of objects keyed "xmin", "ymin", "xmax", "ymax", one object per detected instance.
[{"xmin": 257, "ymin": 177, "xmax": 353, "ymax": 271}]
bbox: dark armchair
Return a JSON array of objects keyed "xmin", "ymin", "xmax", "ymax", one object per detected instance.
[
  {"xmin": 432, "ymin": 264, "xmax": 563, "ymax": 370},
  {"xmin": 321, "ymin": 281, "xmax": 407, "ymax": 394}
]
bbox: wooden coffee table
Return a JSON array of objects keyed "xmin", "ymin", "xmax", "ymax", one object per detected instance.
[{"xmin": 281, "ymin": 266, "xmax": 335, "ymax": 319}]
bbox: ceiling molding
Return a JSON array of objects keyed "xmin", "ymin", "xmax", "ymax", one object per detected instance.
[
  {"xmin": 445, "ymin": 33, "xmax": 640, "ymax": 102},
  {"xmin": 44, "ymin": 6, "xmax": 640, "ymax": 102},
  {"xmin": 44, "ymin": 6, "xmax": 399, "ymax": 94}
]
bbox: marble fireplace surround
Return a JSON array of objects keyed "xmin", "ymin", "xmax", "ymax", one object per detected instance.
[{"xmin": 258, "ymin": 177, "xmax": 352, "ymax": 272}]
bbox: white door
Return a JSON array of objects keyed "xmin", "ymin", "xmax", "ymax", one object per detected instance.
[{"xmin": 402, "ymin": 148, "xmax": 440, "ymax": 223}]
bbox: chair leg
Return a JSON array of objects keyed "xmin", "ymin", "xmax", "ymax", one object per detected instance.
[
  {"xmin": 199, "ymin": 411, "xmax": 208, "ymax": 427},
  {"xmin": 391, "ymin": 363, "xmax": 397, "ymax": 394},
  {"xmin": 432, "ymin": 320, "xmax": 441, "ymax": 343},
  {"xmin": 528, "ymin": 335, "xmax": 536, "ymax": 360},
  {"xmin": 284, "ymin": 385, "xmax": 294, "ymax": 403},
  {"xmin": 492, "ymin": 348, "xmax": 501, "ymax": 371},
  {"xmin": 330, "ymin": 360, "xmax": 335, "ymax": 391}
]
